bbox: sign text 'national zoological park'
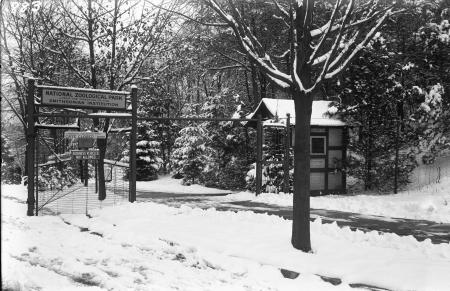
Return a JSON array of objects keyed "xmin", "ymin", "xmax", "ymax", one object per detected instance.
[{"xmin": 39, "ymin": 85, "xmax": 129, "ymax": 110}]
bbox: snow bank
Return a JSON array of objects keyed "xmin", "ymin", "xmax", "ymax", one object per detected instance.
[
  {"xmin": 63, "ymin": 201, "xmax": 450, "ymax": 291},
  {"xmin": 137, "ymin": 175, "xmax": 231, "ymax": 194},
  {"xmin": 226, "ymin": 175, "xmax": 450, "ymax": 223},
  {"xmin": 2, "ymin": 184, "xmax": 356, "ymax": 290},
  {"xmin": 3, "ymin": 184, "xmax": 450, "ymax": 290}
]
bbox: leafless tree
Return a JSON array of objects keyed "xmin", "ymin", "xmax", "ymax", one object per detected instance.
[
  {"xmin": 2, "ymin": 0, "xmax": 177, "ymax": 199},
  {"xmin": 200, "ymin": 0, "xmax": 403, "ymax": 252}
]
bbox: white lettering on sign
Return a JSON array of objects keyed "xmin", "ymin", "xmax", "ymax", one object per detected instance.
[
  {"xmin": 64, "ymin": 131, "xmax": 106, "ymax": 139},
  {"xmin": 41, "ymin": 88, "xmax": 127, "ymax": 110}
]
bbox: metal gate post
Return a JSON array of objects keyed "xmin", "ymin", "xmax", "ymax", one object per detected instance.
[
  {"xmin": 26, "ymin": 78, "xmax": 36, "ymax": 216},
  {"xmin": 84, "ymin": 160, "xmax": 89, "ymax": 187},
  {"xmin": 283, "ymin": 113, "xmax": 291, "ymax": 193},
  {"xmin": 256, "ymin": 114, "xmax": 262, "ymax": 195},
  {"xmin": 129, "ymin": 85, "xmax": 138, "ymax": 202},
  {"xmin": 35, "ymin": 135, "xmax": 39, "ymax": 216}
]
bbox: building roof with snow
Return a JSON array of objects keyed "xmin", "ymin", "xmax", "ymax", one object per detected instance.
[{"xmin": 247, "ymin": 98, "xmax": 346, "ymax": 127}]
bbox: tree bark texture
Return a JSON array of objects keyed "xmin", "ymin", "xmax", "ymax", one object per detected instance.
[
  {"xmin": 291, "ymin": 92, "xmax": 313, "ymax": 252},
  {"xmin": 97, "ymin": 138, "xmax": 107, "ymax": 200}
]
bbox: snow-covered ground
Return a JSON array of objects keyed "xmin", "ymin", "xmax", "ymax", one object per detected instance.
[
  {"xmin": 2, "ymin": 184, "xmax": 450, "ymax": 291},
  {"xmin": 137, "ymin": 175, "xmax": 231, "ymax": 194},
  {"xmin": 225, "ymin": 175, "xmax": 450, "ymax": 223}
]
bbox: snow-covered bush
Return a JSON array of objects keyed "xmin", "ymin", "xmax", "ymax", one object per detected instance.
[
  {"xmin": 38, "ymin": 164, "xmax": 78, "ymax": 190},
  {"xmin": 249, "ymin": 127, "xmax": 292, "ymax": 193},
  {"xmin": 214, "ymin": 156, "xmax": 248, "ymax": 190},
  {"xmin": 1, "ymin": 134, "xmax": 22, "ymax": 184}
]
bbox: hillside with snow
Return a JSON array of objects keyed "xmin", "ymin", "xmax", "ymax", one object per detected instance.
[{"xmin": 2, "ymin": 184, "xmax": 450, "ymax": 291}]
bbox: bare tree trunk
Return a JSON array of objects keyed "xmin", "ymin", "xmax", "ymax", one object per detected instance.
[
  {"xmin": 365, "ymin": 119, "xmax": 373, "ymax": 190},
  {"xmin": 250, "ymin": 63, "xmax": 259, "ymax": 106},
  {"xmin": 86, "ymin": 0, "xmax": 105, "ymax": 199},
  {"xmin": 394, "ymin": 118, "xmax": 400, "ymax": 194},
  {"xmin": 243, "ymin": 66, "xmax": 252, "ymax": 105},
  {"xmin": 291, "ymin": 91, "xmax": 312, "ymax": 252},
  {"xmin": 259, "ymin": 72, "xmax": 267, "ymax": 99},
  {"xmin": 97, "ymin": 0, "xmax": 118, "ymax": 200}
]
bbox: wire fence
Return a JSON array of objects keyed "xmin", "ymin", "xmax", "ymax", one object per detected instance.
[
  {"xmin": 408, "ymin": 155, "xmax": 450, "ymax": 191},
  {"xmin": 35, "ymin": 121, "xmax": 130, "ymax": 215},
  {"xmin": 37, "ymin": 162, "xmax": 129, "ymax": 216}
]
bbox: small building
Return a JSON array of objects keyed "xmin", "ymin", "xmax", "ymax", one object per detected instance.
[{"xmin": 247, "ymin": 98, "xmax": 347, "ymax": 195}]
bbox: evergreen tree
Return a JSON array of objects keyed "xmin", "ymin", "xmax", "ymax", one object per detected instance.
[
  {"xmin": 138, "ymin": 76, "xmax": 182, "ymax": 173},
  {"xmin": 135, "ymin": 123, "xmax": 163, "ymax": 181},
  {"xmin": 335, "ymin": 1, "xmax": 450, "ymax": 192},
  {"xmin": 199, "ymin": 92, "xmax": 252, "ymax": 189},
  {"xmin": 171, "ymin": 124, "xmax": 215, "ymax": 185}
]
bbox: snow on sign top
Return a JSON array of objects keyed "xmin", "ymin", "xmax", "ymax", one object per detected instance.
[{"xmin": 248, "ymin": 98, "xmax": 345, "ymax": 127}]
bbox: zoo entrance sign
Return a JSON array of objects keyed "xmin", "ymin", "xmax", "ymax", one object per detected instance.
[{"xmin": 39, "ymin": 85, "xmax": 128, "ymax": 110}]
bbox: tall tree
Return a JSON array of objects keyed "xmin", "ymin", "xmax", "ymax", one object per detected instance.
[
  {"xmin": 198, "ymin": 0, "xmax": 403, "ymax": 252},
  {"xmin": 2, "ymin": 0, "xmax": 176, "ymax": 201},
  {"xmin": 1, "ymin": 0, "xmax": 79, "ymax": 176},
  {"xmin": 335, "ymin": 0, "xmax": 450, "ymax": 192}
]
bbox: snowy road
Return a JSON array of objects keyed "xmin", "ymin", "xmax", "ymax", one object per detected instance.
[{"xmin": 137, "ymin": 190, "xmax": 450, "ymax": 244}]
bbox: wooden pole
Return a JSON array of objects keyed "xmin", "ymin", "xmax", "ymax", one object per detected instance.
[
  {"xmin": 26, "ymin": 78, "xmax": 36, "ymax": 216},
  {"xmin": 342, "ymin": 127, "xmax": 348, "ymax": 193},
  {"xmin": 95, "ymin": 160, "xmax": 98, "ymax": 193},
  {"xmin": 84, "ymin": 160, "xmax": 89, "ymax": 187},
  {"xmin": 283, "ymin": 113, "xmax": 291, "ymax": 193},
  {"xmin": 35, "ymin": 135, "xmax": 39, "ymax": 216},
  {"xmin": 129, "ymin": 86, "xmax": 138, "ymax": 202},
  {"xmin": 256, "ymin": 114, "xmax": 262, "ymax": 195}
]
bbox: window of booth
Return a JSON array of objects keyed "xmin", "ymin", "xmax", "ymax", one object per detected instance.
[{"xmin": 310, "ymin": 136, "xmax": 326, "ymax": 155}]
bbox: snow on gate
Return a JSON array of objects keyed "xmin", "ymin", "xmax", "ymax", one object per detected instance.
[{"xmin": 27, "ymin": 81, "xmax": 138, "ymax": 216}]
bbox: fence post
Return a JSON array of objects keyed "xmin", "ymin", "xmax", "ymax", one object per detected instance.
[
  {"xmin": 256, "ymin": 114, "xmax": 263, "ymax": 195},
  {"xmin": 95, "ymin": 160, "xmax": 98, "ymax": 193},
  {"xmin": 129, "ymin": 86, "xmax": 138, "ymax": 202},
  {"xmin": 84, "ymin": 161, "xmax": 89, "ymax": 187},
  {"xmin": 283, "ymin": 113, "xmax": 291, "ymax": 193},
  {"xmin": 26, "ymin": 78, "xmax": 36, "ymax": 216}
]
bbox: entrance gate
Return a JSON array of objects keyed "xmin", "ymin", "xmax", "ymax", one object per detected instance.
[
  {"xmin": 25, "ymin": 78, "xmax": 272, "ymax": 216},
  {"xmin": 26, "ymin": 78, "xmax": 138, "ymax": 216}
]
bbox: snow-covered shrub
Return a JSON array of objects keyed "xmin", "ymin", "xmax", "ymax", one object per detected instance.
[
  {"xmin": 38, "ymin": 164, "xmax": 78, "ymax": 190},
  {"xmin": 245, "ymin": 163, "xmax": 257, "ymax": 191},
  {"xmin": 206, "ymin": 124, "xmax": 253, "ymax": 190},
  {"xmin": 247, "ymin": 127, "xmax": 292, "ymax": 193},
  {"xmin": 214, "ymin": 156, "xmax": 248, "ymax": 190},
  {"xmin": 1, "ymin": 134, "xmax": 22, "ymax": 184}
]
